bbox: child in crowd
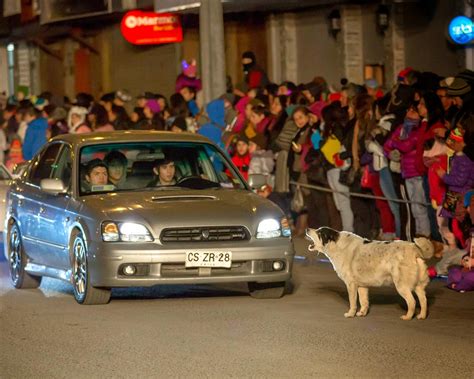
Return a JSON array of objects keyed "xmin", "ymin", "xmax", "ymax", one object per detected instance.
[{"xmin": 231, "ymin": 135, "xmax": 251, "ymax": 181}]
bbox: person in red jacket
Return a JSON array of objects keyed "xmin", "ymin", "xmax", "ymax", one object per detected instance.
[{"xmin": 231, "ymin": 135, "xmax": 251, "ymax": 181}]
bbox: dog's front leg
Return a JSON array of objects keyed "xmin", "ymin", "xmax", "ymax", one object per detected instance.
[
  {"xmin": 356, "ymin": 287, "xmax": 369, "ymax": 317},
  {"xmin": 344, "ymin": 283, "xmax": 358, "ymax": 318}
]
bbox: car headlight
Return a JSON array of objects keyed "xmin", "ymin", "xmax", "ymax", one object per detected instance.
[
  {"xmin": 256, "ymin": 218, "xmax": 281, "ymax": 239},
  {"xmin": 101, "ymin": 221, "xmax": 153, "ymax": 242}
]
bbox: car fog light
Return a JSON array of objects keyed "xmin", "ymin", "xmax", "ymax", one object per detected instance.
[
  {"xmin": 273, "ymin": 261, "xmax": 284, "ymax": 271},
  {"xmin": 123, "ymin": 265, "xmax": 136, "ymax": 276}
]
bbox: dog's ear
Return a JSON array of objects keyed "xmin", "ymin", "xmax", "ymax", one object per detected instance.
[{"xmin": 317, "ymin": 227, "xmax": 340, "ymax": 246}]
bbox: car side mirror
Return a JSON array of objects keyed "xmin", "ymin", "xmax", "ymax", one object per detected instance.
[
  {"xmin": 248, "ymin": 174, "xmax": 267, "ymax": 190},
  {"xmin": 40, "ymin": 178, "xmax": 68, "ymax": 195}
]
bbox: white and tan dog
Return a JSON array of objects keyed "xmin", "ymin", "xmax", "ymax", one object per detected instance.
[{"xmin": 306, "ymin": 227, "xmax": 434, "ymax": 320}]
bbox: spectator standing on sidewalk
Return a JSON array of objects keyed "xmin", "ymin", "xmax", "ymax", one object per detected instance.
[{"xmin": 22, "ymin": 106, "xmax": 48, "ymax": 160}]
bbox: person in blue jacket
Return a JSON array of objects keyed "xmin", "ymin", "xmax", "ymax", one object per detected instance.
[{"xmin": 22, "ymin": 106, "xmax": 49, "ymax": 161}]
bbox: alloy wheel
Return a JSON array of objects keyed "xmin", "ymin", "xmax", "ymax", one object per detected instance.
[
  {"xmin": 72, "ymin": 236, "xmax": 87, "ymax": 299},
  {"xmin": 9, "ymin": 227, "xmax": 21, "ymax": 285}
]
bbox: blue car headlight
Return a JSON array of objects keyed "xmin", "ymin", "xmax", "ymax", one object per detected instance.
[{"xmin": 101, "ymin": 221, "xmax": 153, "ymax": 242}]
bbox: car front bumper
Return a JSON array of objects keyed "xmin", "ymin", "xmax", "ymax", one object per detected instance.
[{"xmin": 88, "ymin": 238, "xmax": 294, "ymax": 287}]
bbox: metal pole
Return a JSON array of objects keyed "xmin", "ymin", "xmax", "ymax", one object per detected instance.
[{"xmin": 199, "ymin": 0, "xmax": 226, "ymax": 104}]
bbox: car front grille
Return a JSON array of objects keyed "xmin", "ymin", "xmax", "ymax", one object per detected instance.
[{"xmin": 160, "ymin": 226, "xmax": 249, "ymax": 243}]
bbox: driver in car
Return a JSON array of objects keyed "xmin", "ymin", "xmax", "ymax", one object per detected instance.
[{"xmin": 149, "ymin": 158, "xmax": 176, "ymax": 186}]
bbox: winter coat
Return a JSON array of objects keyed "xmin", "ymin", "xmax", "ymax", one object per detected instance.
[
  {"xmin": 423, "ymin": 140, "xmax": 448, "ymax": 207},
  {"xmin": 198, "ymin": 99, "xmax": 226, "ymax": 150},
  {"xmin": 384, "ymin": 123, "xmax": 423, "ymax": 179},
  {"xmin": 448, "ymin": 266, "xmax": 474, "ymax": 292},
  {"xmin": 415, "ymin": 120, "xmax": 446, "ymax": 176},
  {"xmin": 442, "ymin": 153, "xmax": 474, "ymax": 194},
  {"xmin": 232, "ymin": 153, "xmax": 251, "ymax": 181},
  {"xmin": 273, "ymin": 120, "xmax": 299, "ymax": 192},
  {"xmin": 175, "ymin": 74, "xmax": 202, "ymax": 93},
  {"xmin": 22, "ymin": 117, "xmax": 48, "ymax": 160}
]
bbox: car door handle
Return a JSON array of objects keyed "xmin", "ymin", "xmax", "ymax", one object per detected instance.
[
  {"xmin": 39, "ymin": 207, "xmax": 45, "ymax": 214},
  {"xmin": 18, "ymin": 199, "xmax": 23, "ymax": 206}
]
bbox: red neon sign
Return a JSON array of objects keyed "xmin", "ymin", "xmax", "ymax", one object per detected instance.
[{"xmin": 120, "ymin": 11, "xmax": 183, "ymax": 45}]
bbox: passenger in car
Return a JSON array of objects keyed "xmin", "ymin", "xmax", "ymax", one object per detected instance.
[
  {"xmin": 104, "ymin": 151, "xmax": 128, "ymax": 189},
  {"xmin": 84, "ymin": 159, "xmax": 109, "ymax": 190},
  {"xmin": 148, "ymin": 158, "xmax": 176, "ymax": 186}
]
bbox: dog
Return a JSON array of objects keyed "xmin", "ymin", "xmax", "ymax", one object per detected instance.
[{"xmin": 306, "ymin": 227, "xmax": 434, "ymax": 320}]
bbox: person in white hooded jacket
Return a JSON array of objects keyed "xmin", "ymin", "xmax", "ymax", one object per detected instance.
[
  {"xmin": 68, "ymin": 106, "xmax": 91, "ymax": 134},
  {"xmin": 366, "ymin": 113, "xmax": 402, "ymax": 238}
]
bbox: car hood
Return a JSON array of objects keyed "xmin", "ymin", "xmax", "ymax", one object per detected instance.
[{"xmin": 81, "ymin": 189, "xmax": 284, "ymax": 235}]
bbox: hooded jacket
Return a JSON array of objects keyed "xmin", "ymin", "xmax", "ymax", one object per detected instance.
[
  {"xmin": 384, "ymin": 121, "xmax": 423, "ymax": 179},
  {"xmin": 22, "ymin": 117, "xmax": 48, "ymax": 160},
  {"xmin": 198, "ymin": 99, "xmax": 225, "ymax": 149}
]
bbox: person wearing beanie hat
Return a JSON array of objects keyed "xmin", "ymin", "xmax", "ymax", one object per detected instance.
[
  {"xmin": 175, "ymin": 58, "xmax": 202, "ymax": 93},
  {"xmin": 233, "ymin": 51, "xmax": 269, "ymax": 97},
  {"xmin": 144, "ymin": 99, "xmax": 160, "ymax": 116},
  {"xmin": 437, "ymin": 126, "xmax": 474, "ymax": 220},
  {"xmin": 170, "ymin": 116, "xmax": 188, "ymax": 133}
]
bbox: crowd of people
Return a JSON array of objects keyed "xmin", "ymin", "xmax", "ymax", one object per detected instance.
[{"xmin": 0, "ymin": 52, "xmax": 473, "ymax": 291}]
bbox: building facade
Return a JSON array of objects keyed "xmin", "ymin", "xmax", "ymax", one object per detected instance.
[{"xmin": 0, "ymin": 0, "xmax": 472, "ymax": 101}]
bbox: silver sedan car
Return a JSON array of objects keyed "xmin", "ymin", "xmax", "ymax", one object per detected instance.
[{"xmin": 5, "ymin": 131, "xmax": 294, "ymax": 304}]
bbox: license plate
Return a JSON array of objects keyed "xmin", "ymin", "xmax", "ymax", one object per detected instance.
[{"xmin": 185, "ymin": 251, "xmax": 232, "ymax": 268}]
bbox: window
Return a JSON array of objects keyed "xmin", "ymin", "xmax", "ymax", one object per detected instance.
[
  {"xmin": 79, "ymin": 141, "xmax": 246, "ymax": 195},
  {"xmin": 52, "ymin": 145, "xmax": 73, "ymax": 189},
  {"xmin": 28, "ymin": 143, "xmax": 62, "ymax": 186}
]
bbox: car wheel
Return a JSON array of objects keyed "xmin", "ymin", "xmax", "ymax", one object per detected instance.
[
  {"xmin": 70, "ymin": 231, "xmax": 111, "ymax": 305},
  {"xmin": 248, "ymin": 281, "xmax": 286, "ymax": 299},
  {"xmin": 8, "ymin": 223, "xmax": 42, "ymax": 289}
]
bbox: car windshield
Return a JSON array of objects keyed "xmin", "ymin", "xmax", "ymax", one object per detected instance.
[{"xmin": 79, "ymin": 141, "xmax": 247, "ymax": 195}]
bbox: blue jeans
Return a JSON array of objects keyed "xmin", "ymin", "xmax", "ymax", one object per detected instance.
[
  {"xmin": 379, "ymin": 167, "xmax": 401, "ymax": 238},
  {"xmin": 405, "ymin": 176, "xmax": 431, "ymax": 237}
]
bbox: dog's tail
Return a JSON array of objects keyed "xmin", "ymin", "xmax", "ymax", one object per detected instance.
[{"xmin": 414, "ymin": 237, "xmax": 434, "ymax": 259}]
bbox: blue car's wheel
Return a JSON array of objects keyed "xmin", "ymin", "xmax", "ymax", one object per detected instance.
[
  {"xmin": 8, "ymin": 223, "xmax": 42, "ymax": 289},
  {"xmin": 71, "ymin": 230, "xmax": 111, "ymax": 305}
]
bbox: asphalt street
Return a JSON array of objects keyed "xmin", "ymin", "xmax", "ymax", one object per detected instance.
[{"xmin": 0, "ymin": 236, "xmax": 473, "ymax": 379}]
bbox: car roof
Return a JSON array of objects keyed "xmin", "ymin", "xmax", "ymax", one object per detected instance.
[{"xmin": 50, "ymin": 131, "xmax": 214, "ymax": 146}]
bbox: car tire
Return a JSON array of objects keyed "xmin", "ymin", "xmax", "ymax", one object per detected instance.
[
  {"xmin": 8, "ymin": 223, "xmax": 42, "ymax": 289},
  {"xmin": 70, "ymin": 230, "xmax": 111, "ymax": 305},
  {"xmin": 248, "ymin": 281, "xmax": 286, "ymax": 299}
]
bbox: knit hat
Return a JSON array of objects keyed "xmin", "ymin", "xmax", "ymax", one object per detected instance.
[
  {"xmin": 115, "ymin": 89, "xmax": 132, "ymax": 103},
  {"xmin": 397, "ymin": 67, "xmax": 414, "ymax": 82},
  {"xmin": 439, "ymin": 77, "xmax": 455, "ymax": 89},
  {"xmin": 182, "ymin": 59, "xmax": 197, "ymax": 78},
  {"xmin": 172, "ymin": 116, "xmax": 187, "ymax": 131},
  {"xmin": 145, "ymin": 99, "xmax": 160, "ymax": 114},
  {"xmin": 448, "ymin": 127, "xmax": 464, "ymax": 143},
  {"xmin": 249, "ymin": 133, "xmax": 267, "ymax": 149},
  {"xmin": 447, "ymin": 77, "xmax": 471, "ymax": 97}
]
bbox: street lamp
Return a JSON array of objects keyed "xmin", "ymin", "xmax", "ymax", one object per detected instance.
[
  {"xmin": 376, "ymin": 4, "xmax": 390, "ymax": 33},
  {"xmin": 328, "ymin": 9, "xmax": 341, "ymax": 37}
]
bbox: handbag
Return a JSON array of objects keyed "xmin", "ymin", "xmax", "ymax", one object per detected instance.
[
  {"xmin": 291, "ymin": 186, "xmax": 305, "ymax": 213},
  {"xmin": 304, "ymin": 148, "xmax": 328, "ymax": 186}
]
